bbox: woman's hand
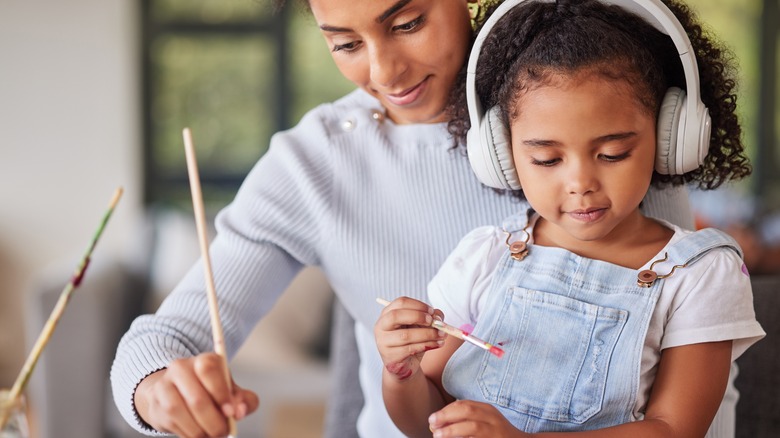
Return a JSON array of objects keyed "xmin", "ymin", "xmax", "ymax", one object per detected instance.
[
  {"xmin": 374, "ymin": 296, "xmax": 446, "ymax": 381},
  {"xmin": 133, "ymin": 352, "xmax": 260, "ymax": 438},
  {"xmin": 428, "ymin": 400, "xmax": 527, "ymax": 438}
]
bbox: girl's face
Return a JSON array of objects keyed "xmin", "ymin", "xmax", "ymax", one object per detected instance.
[
  {"xmin": 309, "ymin": 0, "xmax": 471, "ymax": 125},
  {"xmin": 510, "ymin": 73, "xmax": 657, "ymax": 247}
]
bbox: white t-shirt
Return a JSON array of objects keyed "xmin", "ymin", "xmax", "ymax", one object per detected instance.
[{"xmin": 428, "ymin": 219, "xmax": 765, "ymax": 421}]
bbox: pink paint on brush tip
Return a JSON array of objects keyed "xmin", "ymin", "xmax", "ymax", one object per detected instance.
[
  {"xmin": 459, "ymin": 323, "xmax": 475, "ymax": 333},
  {"xmin": 489, "ymin": 345, "xmax": 505, "ymax": 358}
]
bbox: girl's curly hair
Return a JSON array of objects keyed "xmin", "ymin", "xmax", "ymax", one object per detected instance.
[{"xmin": 446, "ymin": 0, "xmax": 751, "ymax": 193}]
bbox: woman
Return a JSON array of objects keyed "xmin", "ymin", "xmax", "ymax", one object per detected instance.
[{"xmin": 110, "ymin": 1, "xmax": 694, "ymax": 437}]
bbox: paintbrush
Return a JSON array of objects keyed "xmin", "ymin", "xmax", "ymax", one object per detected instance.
[
  {"xmin": 182, "ymin": 127, "xmax": 238, "ymax": 438},
  {"xmin": 376, "ymin": 298, "xmax": 504, "ymax": 358},
  {"xmin": 0, "ymin": 187, "xmax": 123, "ymax": 430}
]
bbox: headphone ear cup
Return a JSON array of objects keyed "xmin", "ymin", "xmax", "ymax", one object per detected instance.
[
  {"xmin": 483, "ymin": 106, "xmax": 522, "ymax": 190},
  {"xmin": 655, "ymin": 87, "xmax": 685, "ymax": 175},
  {"xmin": 467, "ymin": 106, "xmax": 522, "ymax": 190}
]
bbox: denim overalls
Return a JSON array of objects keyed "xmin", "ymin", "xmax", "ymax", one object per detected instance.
[{"xmin": 442, "ymin": 211, "xmax": 741, "ymax": 432}]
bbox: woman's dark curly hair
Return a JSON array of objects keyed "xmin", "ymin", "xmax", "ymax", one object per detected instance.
[{"xmin": 446, "ymin": 0, "xmax": 751, "ymax": 193}]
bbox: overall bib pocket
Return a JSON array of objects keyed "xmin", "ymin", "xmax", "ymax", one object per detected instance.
[{"xmin": 478, "ymin": 286, "xmax": 628, "ymax": 424}]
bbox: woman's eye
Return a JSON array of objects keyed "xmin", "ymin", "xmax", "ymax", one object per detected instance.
[
  {"xmin": 531, "ymin": 157, "xmax": 560, "ymax": 167},
  {"xmin": 332, "ymin": 41, "xmax": 360, "ymax": 53},
  {"xmin": 393, "ymin": 15, "xmax": 424, "ymax": 32}
]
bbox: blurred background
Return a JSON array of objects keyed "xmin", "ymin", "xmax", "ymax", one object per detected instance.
[{"xmin": 0, "ymin": 0, "xmax": 777, "ymax": 437}]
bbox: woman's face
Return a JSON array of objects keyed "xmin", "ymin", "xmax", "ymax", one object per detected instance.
[{"xmin": 309, "ymin": 0, "xmax": 472, "ymax": 125}]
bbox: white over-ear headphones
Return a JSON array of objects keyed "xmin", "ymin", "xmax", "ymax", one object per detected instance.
[{"xmin": 465, "ymin": 0, "xmax": 712, "ymax": 190}]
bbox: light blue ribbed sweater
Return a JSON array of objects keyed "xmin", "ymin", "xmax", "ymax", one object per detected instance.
[{"xmin": 111, "ymin": 89, "xmax": 694, "ymax": 437}]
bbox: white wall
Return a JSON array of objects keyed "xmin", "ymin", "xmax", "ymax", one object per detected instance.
[{"xmin": 0, "ymin": 0, "xmax": 142, "ymax": 386}]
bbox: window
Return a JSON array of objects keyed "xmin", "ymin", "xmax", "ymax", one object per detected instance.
[
  {"xmin": 141, "ymin": 1, "xmax": 778, "ymax": 212},
  {"xmin": 753, "ymin": 0, "xmax": 780, "ymax": 210},
  {"xmin": 687, "ymin": 0, "xmax": 779, "ymax": 210},
  {"xmin": 141, "ymin": 0, "xmax": 354, "ymax": 210}
]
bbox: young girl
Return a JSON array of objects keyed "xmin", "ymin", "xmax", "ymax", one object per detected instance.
[
  {"xmin": 375, "ymin": 0, "xmax": 765, "ymax": 437},
  {"xmin": 112, "ymin": 1, "xmax": 700, "ymax": 437}
]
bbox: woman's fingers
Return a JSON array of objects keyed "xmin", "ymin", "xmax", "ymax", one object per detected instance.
[
  {"xmin": 228, "ymin": 382, "xmax": 261, "ymax": 420},
  {"xmin": 171, "ymin": 361, "xmax": 231, "ymax": 436},
  {"xmin": 148, "ymin": 374, "xmax": 207, "ymax": 438},
  {"xmin": 135, "ymin": 354, "xmax": 256, "ymax": 438}
]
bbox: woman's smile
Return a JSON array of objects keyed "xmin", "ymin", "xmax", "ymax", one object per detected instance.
[{"xmin": 382, "ymin": 76, "xmax": 430, "ymax": 107}]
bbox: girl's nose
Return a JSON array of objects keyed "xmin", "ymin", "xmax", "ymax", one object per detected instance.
[{"xmin": 566, "ymin": 162, "xmax": 599, "ymax": 195}]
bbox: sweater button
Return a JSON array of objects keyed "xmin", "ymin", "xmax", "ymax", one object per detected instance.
[
  {"xmin": 341, "ymin": 118, "xmax": 355, "ymax": 131},
  {"xmin": 371, "ymin": 110, "xmax": 385, "ymax": 122}
]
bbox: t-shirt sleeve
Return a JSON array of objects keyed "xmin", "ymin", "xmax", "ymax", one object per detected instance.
[
  {"xmin": 427, "ymin": 226, "xmax": 506, "ymax": 331},
  {"xmin": 661, "ymin": 247, "xmax": 766, "ymax": 360}
]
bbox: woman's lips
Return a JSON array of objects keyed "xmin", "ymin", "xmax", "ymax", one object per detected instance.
[
  {"xmin": 568, "ymin": 208, "xmax": 607, "ymax": 223},
  {"xmin": 383, "ymin": 78, "xmax": 428, "ymax": 106}
]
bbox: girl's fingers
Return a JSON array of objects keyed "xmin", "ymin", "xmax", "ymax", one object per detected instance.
[
  {"xmin": 429, "ymin": 400, "xmax": 485, "ymax": 428},
  {"xmin": 429, "ymin": 401, "xmax": 506, "ymax": 438},
  {"xmin": 387, "ymin": 325, "xmax": 445, "ymax": 347},
  {"xmin": 383, "ymin": 296, "xmax": 434, "ymax": 313},
  {"xmin": 378, "ymin": 307, "xmax": 435, "ymax": 331},
  {"xmin": 376, "ymin": 301, "xmax": 447, "ymax": 360},
  {"xmin": 375, "ymin": 297, "xmax": 448, "ymax": 379}
]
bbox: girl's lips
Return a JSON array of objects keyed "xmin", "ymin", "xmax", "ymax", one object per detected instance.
[
  {"xmin": 383, "ymin": 78, "xmax": 428, "ymax": 106},
  {"xmin": 568, "ymin": 208, "xmax": 607, "ymax": 223}
]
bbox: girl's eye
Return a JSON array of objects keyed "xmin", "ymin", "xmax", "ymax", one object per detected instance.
[
  {"xmin": 392, "ymin": 15, "xmax": 424, "ymax": 32},
  {"xmin": 531, "ymin": 157, "xmax": 560, "ymax": 167},
  {"xmin": 599, "ymin": 152, "xmax": 631, "ymax": 162}
]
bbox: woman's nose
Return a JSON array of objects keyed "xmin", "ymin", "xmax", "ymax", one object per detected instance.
[{"xmin": 368, "ymin": 42, "xmax": 407, "ymax": 89}]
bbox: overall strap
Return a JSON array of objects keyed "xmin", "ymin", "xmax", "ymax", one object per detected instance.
[
  {"xmin": 665, "ymin": 228, "xmax": 743, "ymax": 267},
  {"xmin": 501, "ymin": 208, "xmax": 534, "ymax": 234}
]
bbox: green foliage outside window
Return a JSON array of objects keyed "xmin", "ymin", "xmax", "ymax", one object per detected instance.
[
  {"xmin": 144, "ymin": 0, "xmax": 776, "ymax": 210},
  {"xmin": 687, "ymin": 0, "xmax": 760, "ymax": 161},
  {"xmin": 144, "ymin": 0, "xmax": 353, "ymax": 210}
]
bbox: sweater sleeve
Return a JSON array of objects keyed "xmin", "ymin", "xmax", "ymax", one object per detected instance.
[{"xmin": 110, "ymin": 106, "xmax": 336, "ymax": 435}]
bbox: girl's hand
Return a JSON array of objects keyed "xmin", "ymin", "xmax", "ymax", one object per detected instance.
[
  {"xmin": 428, "ymin": 400, "xmax": 528, "ymax": 438},
  {"xmin": 133, "ymin": 352, "xmax": 260, "ymax": 438},
  {"xmin": 374, "ymin": 296, "xmax": 446, "ymax": 381}
]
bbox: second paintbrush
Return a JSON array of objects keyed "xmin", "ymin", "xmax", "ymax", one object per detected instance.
[{"xmin": 376, "ymin": 298, "xmax": 504, "ymax": 358}]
